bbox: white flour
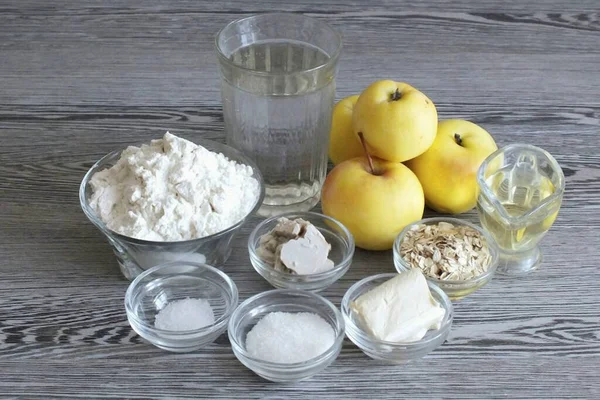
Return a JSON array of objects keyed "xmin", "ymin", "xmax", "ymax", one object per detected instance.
[{"xmin": 88, "ymin": 132, "xmax": 260, "ymax": 241}]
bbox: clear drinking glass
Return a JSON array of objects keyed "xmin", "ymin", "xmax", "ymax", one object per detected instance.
[
  {"xmin": 215, "ymin": 13, "xmax": 342, "ymax": 216},
  {"xmin": 476, "ymin": 144, "xmax": 565, "ymax": 275}
]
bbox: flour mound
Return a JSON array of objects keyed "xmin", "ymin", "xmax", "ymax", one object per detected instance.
[{"xmin": 89, "ymin": 132, "xmax": 260, "ymax": 241}]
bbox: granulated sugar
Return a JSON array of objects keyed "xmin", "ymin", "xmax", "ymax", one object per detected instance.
[
  {"xmin": 154, "ymin": 298, "xmax": 215, "ymax": 331},
  {"xmin": 245, "ymin": 312, "xmax": 335, "ymax": 363}
]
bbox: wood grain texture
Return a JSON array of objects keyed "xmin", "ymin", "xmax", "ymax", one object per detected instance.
[{"xmin": 1, "ymin": 0, "xmax": 600, "ymax": 399}]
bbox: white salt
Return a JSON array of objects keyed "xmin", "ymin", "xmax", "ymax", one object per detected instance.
[
  {"xmin": 154, "ymin": 297, "xmax": 215, "ymax": 331},
  {"xmin": 245, "ymin": 312, "xmax": 335, "ymax": 364}
]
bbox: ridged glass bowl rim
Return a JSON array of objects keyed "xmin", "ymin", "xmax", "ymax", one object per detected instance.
[
  {"xmin": 79, "ymin": 137, "xmax": 265, "ymax": 246},
  {"xmin": 247, "ymin": 211, "xmax": 355, "ymax": 282},
  {"xmin": 214, "ymin": 12, "xmax": 343, "ymax": 78},
  {"xmin": 393, "ymin": 217, "xmax": 499, "ymax": 288},
  {"xmin": 124, "ymin": 261, "xmax": 239, "ymax": 337},
  {"xmin": 228, "ymin": 288, "xmax": 345, "ymax": 370},
  {"xmin": 341, "ymin": 272, "xmax": 454, "ymax": 348}
]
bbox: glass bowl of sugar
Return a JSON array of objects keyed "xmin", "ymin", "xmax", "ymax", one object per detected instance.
[
  {"xmin": 228, "ymin": 289, "xmax": 345, "ymax": 382},
  {"xmin": 124, "ymin": 261, "xmax": 238, "ymax": 353}
]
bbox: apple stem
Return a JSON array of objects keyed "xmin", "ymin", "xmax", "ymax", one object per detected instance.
[
  {"xmin": 358, "ymin": 132, "xmax": 376, "ymax": 175},
  {"xmin": 454, "ymin": 133, "xmax": 463, "ymax": 146},
  {"xmin": 390, "ymin": 88, "xmax": 402, "ymax": 101}
]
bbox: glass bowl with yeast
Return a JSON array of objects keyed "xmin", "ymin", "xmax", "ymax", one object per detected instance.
[
  {"xmin": 393, "ymin": 217, "xmax": 499, "ymax": 300},
  {"xmin": 80, "ymin": 132, "xmax": 264, "ymax": 280},
  {"xmin": 342, "ymin": 271, "xmax": 453, "ymax": 364},
  {"xmin": 228, "ymin": 289, "xmax": 345, "ymax": 382},
  {"xmin": 248, "ymin": 211, "xmax": 355, "ymax": 292}
]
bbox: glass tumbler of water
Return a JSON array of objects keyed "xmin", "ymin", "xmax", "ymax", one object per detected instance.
[{"xmin": 215, "ymin": 13, "xmax": 342, "ymax": 216}]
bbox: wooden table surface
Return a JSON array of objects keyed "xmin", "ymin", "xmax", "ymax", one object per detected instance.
[{"xmin": 1, "ymin": 1, "xmax": 599, "ymax": 398}]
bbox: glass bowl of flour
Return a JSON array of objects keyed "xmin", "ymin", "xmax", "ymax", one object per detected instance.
[{"xmin": 80, "ymin": 132, "xmax": 264, "ymax": 280}]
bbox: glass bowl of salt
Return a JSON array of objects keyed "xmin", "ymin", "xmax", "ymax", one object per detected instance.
[
  {"xmin": 125, "ymin": 261, "xmax": 238, "ymax": 353},
  {"xmin": 228, "ymin": 289, "xmax": 345, "ymax": 382}
]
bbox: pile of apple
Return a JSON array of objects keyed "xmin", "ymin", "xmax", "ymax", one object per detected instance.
[{"xmin": 321, "ymin": 80, "xmax": 498, "ymax": 251}]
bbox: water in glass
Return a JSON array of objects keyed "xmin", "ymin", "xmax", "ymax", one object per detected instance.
[{"xmin": 216, "ymin": 14, "xmax": 340, "ymax": 216}]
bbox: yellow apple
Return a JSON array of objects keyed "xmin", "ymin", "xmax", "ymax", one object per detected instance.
[
  {"xmin": 352, "ymin": 80, "xmax": 438, "ymax": 162},
  {"xmin": 328, "ymin": 95, "xmax": 364, "ymax": 165},
  {"xmin": 321, "ymin": 156, "xmax": 425, "ymax": 251},
  {"xmin": 405, "ymin": 119, "xmax": 498, "ymax": 214}
]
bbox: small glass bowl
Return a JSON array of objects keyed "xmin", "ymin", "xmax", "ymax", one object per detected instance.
[
  {"xmin": 342, "ymin": 273, "xmax": 453, "ymax": 364},
  {"xmin": 228, "ymin": 289, "xmax": 345, "ymax": 382},
  {"xmin": 80, "ymin": 137, "xmax": 264, "ymax": 280},
  {"xmin": 248, "ymin": 212, "xmax": 355, "ymax": 292},
  {"xmin": 393, "ymin": 217, "xmax": 499, "ymax": 300},
  {"xmin": 124, "ymin": 262, "xmax": 238, "ymax": 353}
]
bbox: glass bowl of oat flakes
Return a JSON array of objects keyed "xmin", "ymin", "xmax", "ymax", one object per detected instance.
[{"xmin": 393, "ymin": 217, "xmax": 499, "ymax": 300}]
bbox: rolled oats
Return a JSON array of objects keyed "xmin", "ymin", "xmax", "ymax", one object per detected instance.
[{"xmin": 399, "ymin": 222, "xmax": 492, "ymax": 281}]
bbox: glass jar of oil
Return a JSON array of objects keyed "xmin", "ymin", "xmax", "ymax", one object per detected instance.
[{"xmin": 476, "ymin": 144, "xmax": 565, "ymax": 275}]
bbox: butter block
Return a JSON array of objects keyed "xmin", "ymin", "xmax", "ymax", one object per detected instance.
[{"xmin": 350, "ymin": 269, "xmax": 445, "ymax": 343}]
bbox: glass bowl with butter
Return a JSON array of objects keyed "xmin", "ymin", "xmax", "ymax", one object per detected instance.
[
  {"xmin": 393, "ymin": 217, "xmax": 499, "ymax": 300},
  {"xmin": 341, "ymin": 271, "xmax": 453, "ymax": 364},
  {"xmin": 248, "ymin": 211, "xmax": 355, "ymax": 292}
]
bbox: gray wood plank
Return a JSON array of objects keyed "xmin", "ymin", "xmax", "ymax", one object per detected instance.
[
  {"xmin": 1, "ymin": 8, "xmax": 599, "ymax": 106},
  {"xmin": 0, "ymin": 358, "xmax": 599, "ymax": 399},
  {"xmin": 1, "ymin": 0, "xmax": 600, "ymax": 399}
]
